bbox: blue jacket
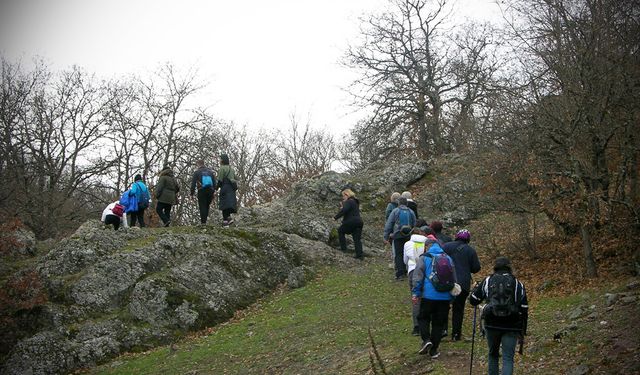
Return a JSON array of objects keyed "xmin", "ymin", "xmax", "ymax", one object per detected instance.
[
  {"xmin": 412, "ymin": 242, "xmax": 455, "ymax": 301},
  {"xmin": 383, "ymin": 205, "xmax": 416, "ymax": 241}
]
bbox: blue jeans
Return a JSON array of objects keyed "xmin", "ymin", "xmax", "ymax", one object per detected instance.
[{"xmin": 486, "ymin": 329, "xmax": 518, "ymax": 375}]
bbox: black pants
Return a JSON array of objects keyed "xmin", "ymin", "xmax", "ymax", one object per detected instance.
[
  {"xmin": 393, "ymin": 237, "xmax": 409, "ymax": 278},
  {"xmin": 450, "ymin": 289, "xmax": 470, "ymax": 338},
  {"xmin": 105, "ymin": 214, "xmax": 121, "ymax": 230},
  {"xmin": 338, "ymin": 221, "xmax": 364, "ymax": 258},
  {"xmin": 197, "ymin": 187, "xmax": 214, "ymax": 224},
  {"xmin": 222, "ymin": 208, "xmax": 234, "ymax": 221},
  {"xmin": 156, "ymin": 202, "xmax": 172, "ymax": 225},
  {"xmin": 417, "ymin": 299, "xmax": 450, "ymax": 354},
  {"xmin": 128, "ymin": 208, "xmax": 146, "ymax": 227}
]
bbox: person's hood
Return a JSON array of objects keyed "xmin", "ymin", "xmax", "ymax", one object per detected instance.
[
  {"xmin": 426, "ymin": 241, "xmax": 445, "ymax": 255},
  {"xmin": 410, "ymin": 234, "xmax": 427, "ymax": 243},
  {"xmin": 348, "ymin": 197, "xmax": 360, "ymax": 204},
  {"xmin": 159, "ymin": 168, "xmax": 173, "ymax": 177}
]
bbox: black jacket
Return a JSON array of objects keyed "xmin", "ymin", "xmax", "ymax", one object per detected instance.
[
  {"xmin": 407, "ymin": 199, "xmax": 419, "ymax": 219},
  {"xmin": 469, "ymin": 271, "xmax": 529, "ymax": 334},
  {"xmin": 190, "ymin": 166, "xmax": 216, "ymax": 196},
  {"xmin": 443, "ymin": 240, "xmax": 481, "ymax": 291},
  {"xmin": 334, "ymin": 197, "xmax": 363, "ymax": 226}
]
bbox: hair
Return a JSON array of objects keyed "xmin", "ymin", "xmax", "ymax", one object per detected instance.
[
  {"xmin": 493, "ymin": 256, "xmax": 512, "ymax": 272},
  {"xmin": 220, "ymin": 154, "xmax": 230, "ymax": 165},
  {"xmin": 196, "ymin": 159, "xmax": 204, "ymax": 167},
  {"xmin": 401, "ymin": 191, "xmax": 412, "ymax": 199},
  {"xmin": 430, "ymin": 220, "xmax": 443, "ymax": 233},
  {"xmin": 342, "ymin": 188, "xmax": 356, "ymax": 198},
  {"xmin": 398, "ymin": 197, "xmax": 408, "ymax": 206},
  {"xmin": 390, "ymin": 192, "xmax": 401, "ymax": 202},
  {"xmin": 134, "ymin": 174, "xmax": 142, "ymax": 182},
  {"xmin": 415, "ymin": 218, "xmax": 427, "ymax": 228}
]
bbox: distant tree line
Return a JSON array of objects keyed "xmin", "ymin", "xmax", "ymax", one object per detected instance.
[
  {"xmin": 0, "ymin": 60, "xmax": 338, "ymax": 239},
  {"xmin": 344, "ymin": 0, "xmax": 640, "ymax": 277}
]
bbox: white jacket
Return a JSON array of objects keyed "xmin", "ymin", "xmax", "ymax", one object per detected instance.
[
  {"xmin": 101, "ymin": 202, "xmax": 129, "ymax": 228},
  {"xmin": 403, "ymin": 234, "xmax": 427, "ymax": 274}
]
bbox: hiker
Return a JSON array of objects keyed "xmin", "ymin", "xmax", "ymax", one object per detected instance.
[
  {"xmin": 101, "ymin": 201, "xmax": 128, "ymax": 230},
  {"xmin": 401, "ymin": 191, "xmax": 419, "ymax": 219},
  {"xmin": 411, "ymin": 237, "xmax": 456, "ymax": 359},
  {"xmin": 384, "ymin": 197, "xmax": 417, "ymax": 280},
  {"xmin": 443, "ymin": 229, "xmax": 481, "ymax": 341},
  {"xmin": 334, "ymin": 188, "xmax": 364, "ymax": 260},
  {"xmin": 404, "ymin": 226, "xmax": 438, "ymax": 336},
  {"xmin": 469, "ymin": 257, "xmax": 528, "ymax": 375},
  {"xmin": 128, "ymin": 174, "xmax": 150, "ymax": 227},
  {"xmin": 155, "ymin": 164, "xmax": 180, "ymax": 227},
  {"xmin": 190, "ymin": 159, "xmax": 216, "ymax": 224},
  {"xmin": 216, "ymin": 153, "xmax": 238, "ymax": 227},
  {"xmin": 385, "ymin": 192, "xmax": 401, "ymax": 221},
  {"xmin": 430, "ymin": 220, "xmax": 452, "ymax": 244}
]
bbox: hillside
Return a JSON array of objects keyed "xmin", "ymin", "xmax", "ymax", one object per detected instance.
[{"xmin": 2, "ymin": 155, "xmax": 638, "ymax": 374}]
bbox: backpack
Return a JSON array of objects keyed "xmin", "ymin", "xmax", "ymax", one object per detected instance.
[
  {"xmin": 426, "ymin": 251, "xmax": 456, "ymax": 292},
  {"xmin": 112, "ymin": 203, "xmax": 125, "ymax": 217},
  {"xmin": 201, "ymin": 172, "xmax": 214, "ymax": 188},
  {"xmin": 395, "ymin": 208, "xmax": 412, "ymax": 235},
  {"xmin": 486, "ymin": 273, "xmax": 520, "ymax": 318},
  {"xmin": 136, "ymin": 182, "xmax": 150, "ymax": 209}
]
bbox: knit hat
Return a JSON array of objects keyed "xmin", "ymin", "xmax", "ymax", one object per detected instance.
[{"xmin": 419, "ymin": 225, "xmax": 434, "ymax": 235}]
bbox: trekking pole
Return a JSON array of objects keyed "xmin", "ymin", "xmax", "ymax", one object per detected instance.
[{"xmin": 469, "ymin": 305, "xmax": 477, "ymax": 375}]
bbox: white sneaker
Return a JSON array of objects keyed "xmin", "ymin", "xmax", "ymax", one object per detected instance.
[{"xmin": 418, "ymin": 341, "xmax": 432, "ymax": 355}]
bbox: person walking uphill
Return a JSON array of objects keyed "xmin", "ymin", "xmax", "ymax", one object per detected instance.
[
  {"xmin": 334, "ymin": 188, "xmax": 365, "ymax": 260},
  {"xmin": 384, "ymin": 197, "xmax": 416, "ymax": 280},
  {"xmin": 411, "ymin": 239, "xmax": 456, "ymax": 359},
  {"xmin": 469, "ymin": 257, "xmax": 528, "ymax": 375},
  {"xmin": 443, "ymin": 229, "xmax": 481, "ymax": 341},
  {"xmin": 190, "ymin": 159, "xmax": 216, "ymax": 224},
  {"xmin": 216, "ymin": 154, "xmax": 238, "ymax": 227},
  {"xmin": 128, "ymin": 174, "xmax": 150, "ymax": 227},
  {"xmin": 155, "ymin": 165, "xmax": 180, "ymax": 227}
]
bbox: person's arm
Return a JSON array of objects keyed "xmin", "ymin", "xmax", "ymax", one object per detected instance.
[
  {"xmin": 468, "ymin": 276, "xmax": 487, "ymax": 306},
  {"xmin": 519, "ymin": 280, "xmax": 529, "ymax": 335},
  {"xmin": 411, "ymin": 255, "xmax": 426, "ymax": 300},
  {"xmin": 469, "ymin": 247, "xmax": 481, "ymax": 274},
  {"xmin": 190, "ymin": 170, "xmax": 199, "ymax": 196},
  {"xmin": 334, "ymin": 199, "xmax": 352, "ymax": 220},
  {"xmin": 383, "ymin": 210, "xmax": 396, "ymax": 241}
]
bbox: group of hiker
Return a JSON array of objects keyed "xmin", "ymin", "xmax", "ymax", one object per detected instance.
[
  {"xmin": 383, "ymin": 191, "xmax": 529, "ymax": 374},
  {"xmin": 101, "ymin": 154, "xmax": 238, "ymax": 229}
]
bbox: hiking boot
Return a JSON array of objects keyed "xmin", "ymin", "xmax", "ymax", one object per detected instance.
[
  {"xmin": 411, "ymin": 326, "xmax": 420, "ymax": 336},
  {"xmin": 452, "ymin": 334, "xmax": 461, "ymax": 342},
  {"xmin": 418, "ymin": 341, "xmax": 432, "ymax": 355},
  {"xmin": 226, "ymin": 218, "xmax": 234, "ymax": 225},
  {"xmin": 164, "ymin": 220, "xmax": 171, "ymax": 227},
  {"xmin": 441, "ymin": 329, "xmax": 448, "ymax": 338},
  {"xmin": 430, "ymin": 351, "xmax": 440, "ymax": 359}
]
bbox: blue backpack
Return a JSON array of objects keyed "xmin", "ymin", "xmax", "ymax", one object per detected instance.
[
  {"xmin": 201, "ymin": 174, "xmax": 213, "ymax": 188},
  {"xmin": 395, "ymin": 208, "xmax": 412, "ymax": 235}
]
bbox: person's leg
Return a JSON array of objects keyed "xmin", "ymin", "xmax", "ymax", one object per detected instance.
[
  {"xmin": 485, "ymin": 329, "xmax": 502, "ymax": 375},
  {"xmin": 197, "ymin": 188, "xmax": 211, "ymax": 224},
  {"xmin": 105, "ymin": 215, "xmax": 119, "ymax": 230},
  {"xmin": 128, "ymin": 212, "xmax": 136, "ymax": 227},
  {"xmin": 164, "ymin": 204, "xmax": 172, "ymax": 225},
  {"xmin": 409, "ymin": 270, "xmax": 420, "ymax": 332},
  {"xmin": 500, "ymin": 331, "xmax": 518, "ymax": 375},
  {"xmin": 429, "ymin": 300, "xmax": 449, "ymax": 355},
  {"xmin": 156, "ymin": 202, "xmax": 166, "ymax": 224},
  {"xmin": 352, "ymin": 223, "xmax": 363, "ymax": 258},
  {"xmin": 338, "ymin": 224, "xmax": 348, "ymax": 251},
  {"xmin": 138, "ymin": 208, "xmax": 146, "ymax": 228},
  {"xmin": 451, "ymin": 289, "xmax": 469, "ymax": 340},
  {"xmin": 393, "ymin": 238, "xmax": 407, "ymax": 279},
  {"xmin": 418, "ymin": 298, "xmax": 433, "ymax": 344}
]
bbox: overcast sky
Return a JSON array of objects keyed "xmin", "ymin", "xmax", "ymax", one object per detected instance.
[{"xmin": 0, "ymin": 0, "xmax": 502, "ymax": 135}]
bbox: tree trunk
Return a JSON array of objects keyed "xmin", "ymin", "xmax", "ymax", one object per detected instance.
[{"xmin": 580, "ymin": 224, "xmax": 598, "ymax": 277}]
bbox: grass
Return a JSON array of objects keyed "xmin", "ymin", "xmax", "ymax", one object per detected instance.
[{"xmin": 87, "ymin": 257, "xmax": 638, "ymax": 375}]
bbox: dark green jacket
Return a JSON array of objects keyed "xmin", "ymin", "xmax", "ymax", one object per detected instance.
[{"xmin": 155, "ymin": 168, "xmax": 180, "ymax": 205}]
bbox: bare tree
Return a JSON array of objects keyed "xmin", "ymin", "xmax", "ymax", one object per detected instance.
[{"xmin": 344, "ymin": 0, "xmax": 499, "ymax": 160}]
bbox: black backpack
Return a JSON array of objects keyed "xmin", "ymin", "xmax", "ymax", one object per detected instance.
[{"xmin": 486, "ymin": 273, "xmax": 520, "ymax": 318}]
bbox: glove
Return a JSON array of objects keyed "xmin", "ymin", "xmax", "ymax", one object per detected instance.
[{"xmin": 411, "ymin": 296, "xmax": 420, "ymax": 305}]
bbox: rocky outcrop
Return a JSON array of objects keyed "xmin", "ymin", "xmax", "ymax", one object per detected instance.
[{"xmin": 0, "ymin": 160, "xmax": 429, "ymax": 375}]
